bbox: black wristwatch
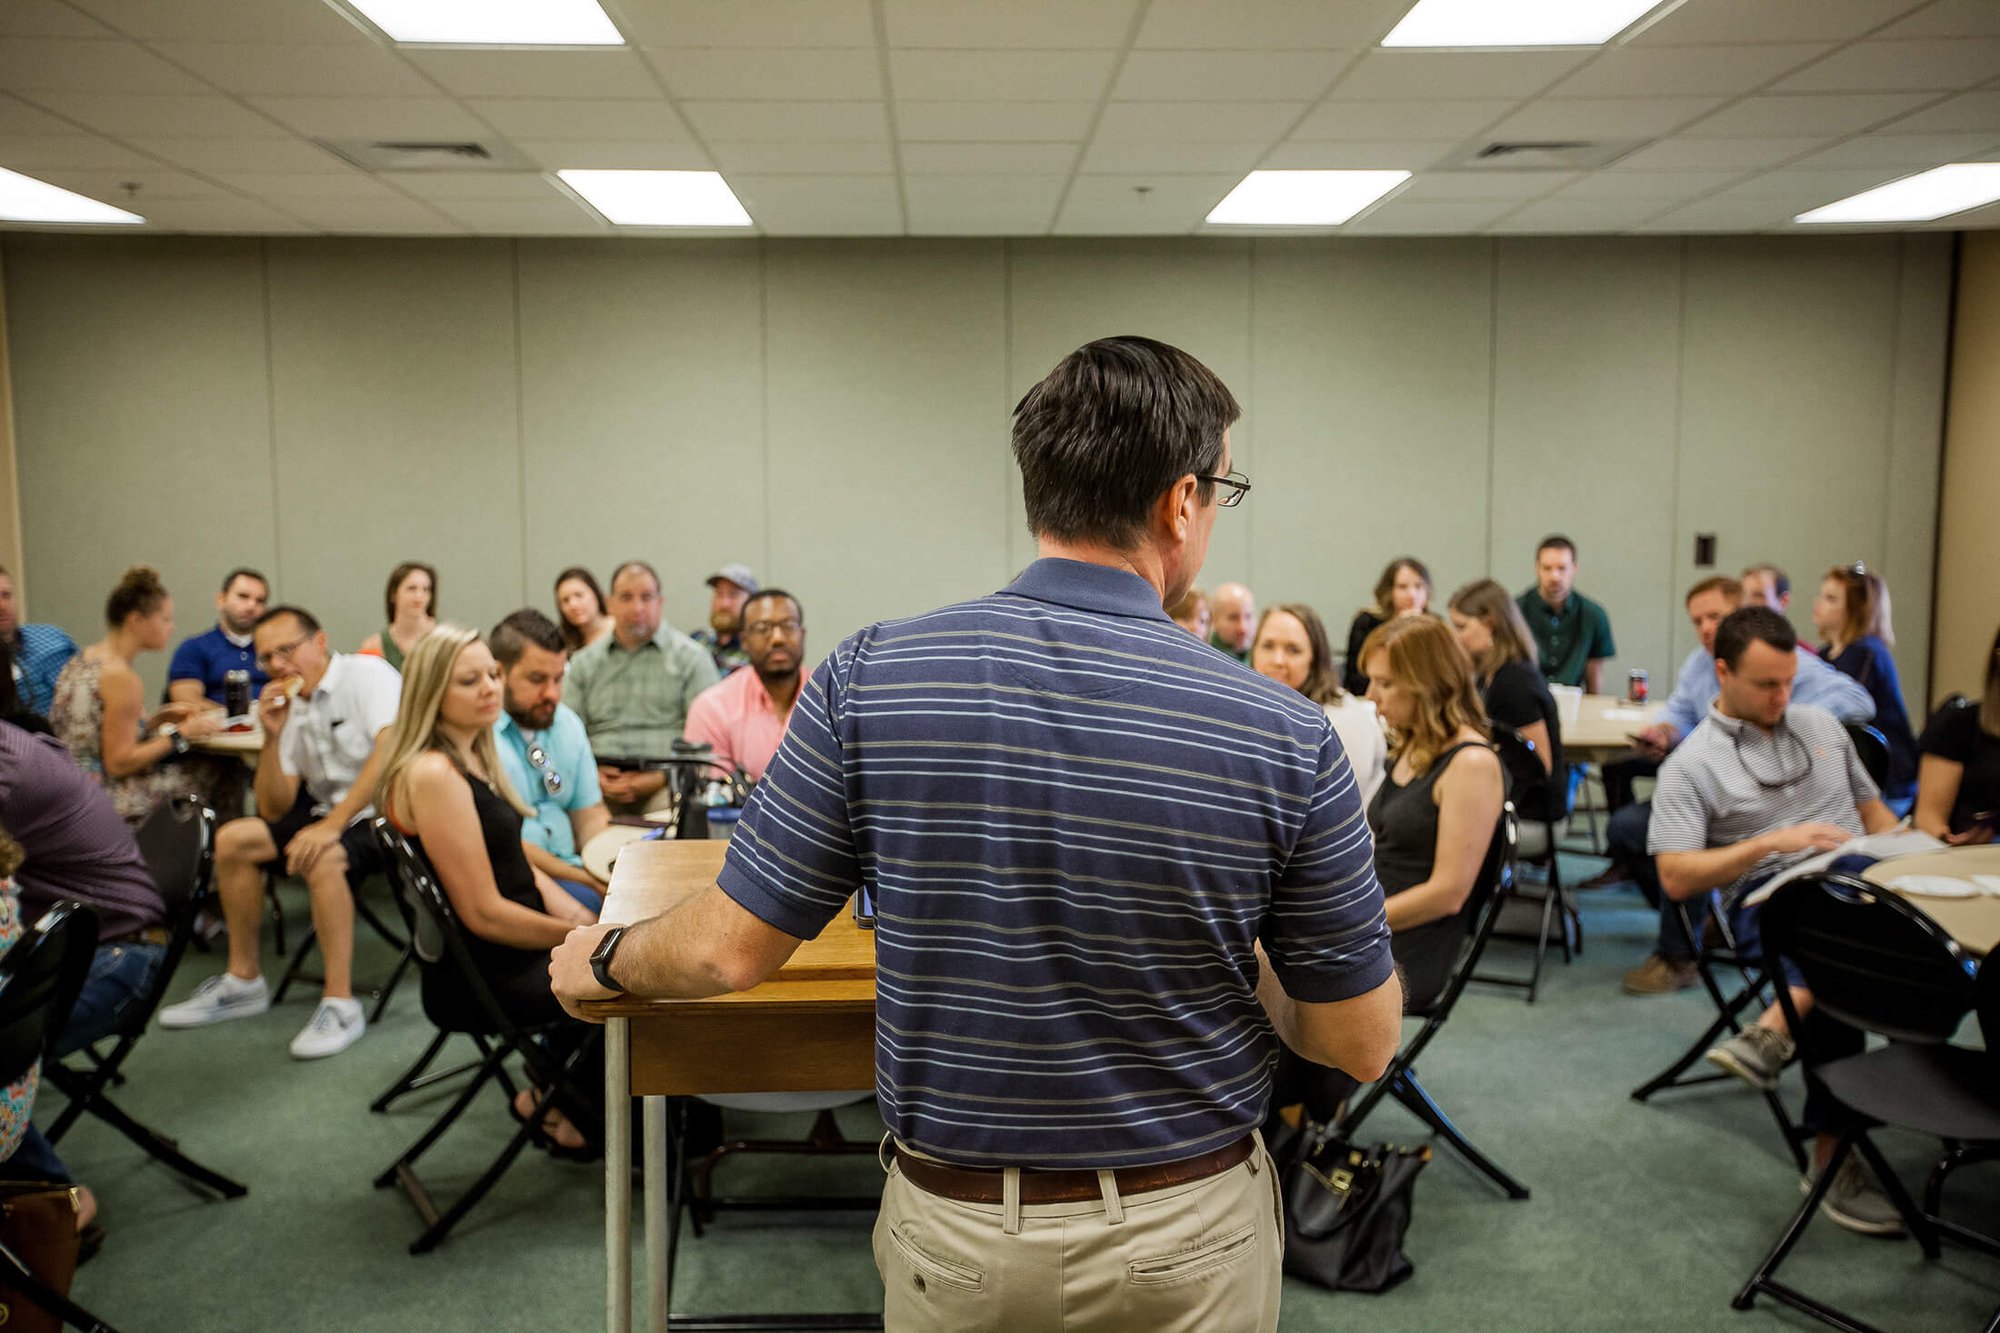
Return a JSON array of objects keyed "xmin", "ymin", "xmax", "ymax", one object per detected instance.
[
  {"xmin": 590, "ymin": 925, "xmax": 630, "ymax": 994},
  {"xmin": 159, "ymin": 723, "xmax": 190, "ymax": 756}
]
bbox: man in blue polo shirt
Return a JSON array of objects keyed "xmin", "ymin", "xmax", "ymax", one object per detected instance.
[
  {"xmin": 553, "ymin": 335, "xmax": 1402, "ymax": 1333},
  {"xmin": 167, "ymin": 567, "xmax": 270, "ymax": 708},
  {"xmin": 0, "ymin": 563, "xmax": 76, "ymax": 718},
  {"xmin": 489, "ymin": 608, "xmax": 610, "ymax": 912}
]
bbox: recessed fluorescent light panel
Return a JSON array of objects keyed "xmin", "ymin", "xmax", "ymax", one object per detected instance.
[
  {"xmin": 1381, "ymin": 0, "xmax": 1666, "ymax": 47},
  {"xmin": 1206, "ymin": 170, "xmax": 1410, "ymax": 226},
  {"xmin": 0, "ymin": 168, "xmax": 144, "ymax": 225},
  {"xmin": 557, "ymin": 170, "xmax": 754, "ymax": 227},
  {"xmin": 342, "ymin": 0, "xmax": 623, "ymax": 45},
  {"xmin": 1795, "ymin": 163, "xmax": 2000, "ymax": 224}
]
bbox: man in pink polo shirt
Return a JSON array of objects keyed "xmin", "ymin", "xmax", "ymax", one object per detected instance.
[{"xmin": 683, "ymin": 587, "xmax": 806, "ymax": 782}]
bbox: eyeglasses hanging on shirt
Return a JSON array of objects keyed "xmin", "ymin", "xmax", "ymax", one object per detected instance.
[
  {"xmin": 526, "ymin": 743, "xmax": 564, "ymax": 796},
  {"xmin": 1731, "ymin": 723, "xmax": 1813, "ymax": 791}
]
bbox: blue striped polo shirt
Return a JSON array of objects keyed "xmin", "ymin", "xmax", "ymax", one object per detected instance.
[{"xmin": 717, "ymin": 557, "xmax": 1393, "ymax": 1169}]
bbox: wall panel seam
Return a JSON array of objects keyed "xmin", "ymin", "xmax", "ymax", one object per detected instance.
[
  {"xmin": 260, "ymin": 238, "xmax": 283, "ymax": 592},
  {"xmin": 512, "ymin": 239, "xmax": 529, "ymax": 605}
]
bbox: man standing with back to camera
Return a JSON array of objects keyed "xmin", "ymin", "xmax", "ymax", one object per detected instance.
[{"xmin": 551, "ymin": 335, "xmax": 1401, "ymax": 1332}]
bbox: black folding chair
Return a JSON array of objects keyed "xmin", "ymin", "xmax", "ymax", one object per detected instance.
[
  {"xmin": 370, "ymin": 820, "xmax": 603, "ymax": 1254},
  {"xmin": 1843, "ymin": 723, "xmax": 1891, "ymax": 789},
  {"xmin": 1733, "ymin": 873, "xmax": 1999, "ymax": 1333},
  {"xmin": 1476, "ymin": 727, "xmax": 1578, "ymax": 1002},
  {"xmin": 1334, "ymin": 806, "xmax": 1531, "ymax": 1199},
  {"xmin": 271, "ymin": 867, "xmax": 414, "ymax": 1024},
  {"xmin": 44, "ymin": 795, "xmax": 248, "ymax": 1199},
  {"xmin": 1627, "ymin": 886, "xmax": 1811, "ymax": 1172},
  {"xmin": 0, "ymin": 901, "xmax": 119, "ymax": 1333}
]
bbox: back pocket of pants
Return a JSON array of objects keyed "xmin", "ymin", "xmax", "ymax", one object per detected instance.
[
  {"xmin": 1128, "ymin": 1223, "xmax": 1258, "ymax": 1287},
  {"xmin": 888, "ymin": 1225, "xmax": 985, "ymax": 1293}
]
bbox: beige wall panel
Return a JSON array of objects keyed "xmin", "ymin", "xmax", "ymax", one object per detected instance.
[
  {"xmin": 1490, "ymin": 238, "xmax": 1684, "ymax": 688},
  {"xmin": 763, "ymin": 240, "xmax": 1011, "ymax": 648},
  {"xmin": 265, "ymin": 238, "xmax": 522, "ymax": 651},
  {"xmin": 1883, "ymin": 233, "xmax": 1952, "ymax": 718},
  {"xmin": 5, "ymin": 235, "xmax": 273, "ymax": 701},
  {"xmin": 1249, "ymin": 239, "xmax": 1493, "ymax": 643},
  {"xmin": 1935, "ymin": 232, "xmax": 2000, "ymax": 707},
  {"xmin": 1007, "ymin": 239, "xmax": 1254, "ymax": 583},
  {"xmin": 516, "ymin": 240, "xmax": 765, "ymax": 638}
]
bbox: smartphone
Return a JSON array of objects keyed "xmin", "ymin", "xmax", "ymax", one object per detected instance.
[{"xmin": 853, "ymin": 886, "xmax": 876, "ymax": 929}]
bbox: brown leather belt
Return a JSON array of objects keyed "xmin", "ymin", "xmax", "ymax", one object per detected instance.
[
  {"xmin": 106, "ymin": 926, "xmax": 169, "ymax": 948},
  {"xmin": 892, "ymin": 1136, "xmax": 1254, "ymax": 1205}
]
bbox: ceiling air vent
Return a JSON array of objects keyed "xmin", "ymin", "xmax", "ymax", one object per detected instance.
[
  {"xmin": 1446, "ymin": 139, "xmax": 1644, "ymax": 172},
  {"xmin": 320, "ymin": 138, "xmax": 536, "ymax": 172}
]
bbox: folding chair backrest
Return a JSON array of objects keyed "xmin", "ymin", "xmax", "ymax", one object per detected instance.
[
  {"xmin": 373, "ymin": 819, "xmax": 447, "ymax": 967},
  {"xmin": 1842, "ymin": 724, "xmax": 1891, "ymax": 790},
  {"xmin": 1407, "ymin": 805, "xmax": 1515, "ymax": 1020},
  {"xmin": 1977, "ymin": 952, "xmax": 1999, "ymax": 1077},
  {"xmin": 0, "ymin": 901, "xmax": 99, "ymax": 1087},
  {"xmin": 1491, "ymin": 727, "xmax": 1557, "ymax": 827},
  {"xmin": 1761, "ymin": 873, "xmax": 1975, "ymax": 1046}
]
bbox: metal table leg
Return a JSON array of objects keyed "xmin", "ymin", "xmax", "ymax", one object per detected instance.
[
  {"xmin": 645, "ymin": 1096, "xmax": 668, "ymax": 1333},
  {"xmin": 607, "ymin": 1017, "xmax": 631, "ymax": 1333}
]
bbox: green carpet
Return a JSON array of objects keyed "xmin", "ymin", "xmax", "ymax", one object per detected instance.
[{"xmin": 45, "ymin": 861, "xmax": 1999, "ymax": 1331}]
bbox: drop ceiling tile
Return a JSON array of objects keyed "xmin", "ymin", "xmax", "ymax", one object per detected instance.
[
  {"xmin": 66, "ymin": 0, "xmax": 370, "ymax": 42},
  {"xmin": 208, "ymin": 170, "xmax": 400, "ymax": 199},
  {"xmin": 1343, "ymin": 197, "xmax": 1521, "ymax": 234},
  {"xmin": 152, "ymin": 42, "xmax": 435, "ymax": 98},
  {"xmin": 1791, "ymin": 131, "xmax": 2000, "ymax": 168},
  {"xmin": 0, "ymin": 96, "xmax": 79, "ymax": 137},
  {"xmin": 1483, "ymin": 97, "xmax": 1721, "ymax": 140},
  {"xmin": 27, "ymin": 92, "xmax": 291, "ymax": 139},
  {"xmin": 1261, "ymin": 139, "xmax": 1459, "ymax": 169},
  {"xmin": 1629, "ymin": 0, "xmax": 1929, "ymax": 46},
  {"xmin": 727, "ymin": 174, "xmax": 903, "ymax": 234},
  {"xmin": 647, "ymin": 47, "xmax": 882, "ymax": 100},
  {"xmin": 1396, "ymin": 170, "xmax": 1580, "ymax": 199},
  {"xmin": 1713, "ymin": 167, "xmax": 1908, "ymax": 202},
  {"xmin": 130, "ymin": 137, "xmax": 355, "ymax": 174},
  {"xmin": 431, "ymin": 199, "xmax": 608, "ymax": 234},
  {"xmin": 1054, "ymin": 174, "xmax": 1236, "ymax": 233},
  {"xmin": 0, "ymin": 1, "xmax": 113, "ymax": 38},
  {"xmin": 1329, "ymin": 50, "xmax": 1592, "ymax": 101},
  {"xmin": 390, "ymin": 172, "xmax": 566, "ymax": 201},
  {"xmin": 1685, "ymin": 92, "xmax": 1938, "ymax": 136},
  {"xmin": 0, "ymin": 39, "xmax": 211, "ymax": 94},
  {"xmin": 267, "ymin": 196, "xmax": 462, "ymax": 232},
  {"xmin": 0, "ymin": 134, "xmax": 164, "ymax": 172},
  {"xmin": 1112, "ymin": 51, "xmax": 1352, "ymax": 102},
  {"xmin": 401, "ymin": 49, "xmax": 661, "ymax": 100},
  {"xmin": 894, "ymin": 101, "xmax": 1097, "ymax": 140},
  {"xmin": 465, "ymin": 99, "xmax": 691, "ymax": 142},
  {"xmin": 1550, "ymin": 170, "xmax": 1742, "ymax": 200},
  {"xmin": 709, "ymin": 141, "xmax": 895, "ymax": 173},
  {"xmin": 1873, "ymin": 90, "xmax": 2000, "ymax": 133},
  {"xmin": 901, "ymin": 142, "xmax": 1077, "ymax": 173},
  {"xmin": 1607, "ymin": 135, "xmax": 1831, "ymax": 170},
  {"xmin": 888, "ymin": 50, "xmax": 1117, "ymax": 102},
  {"xmin": 33, "ymin": 167, "xmax": 226, "ymax": 201},
  {"xmin": 1136, "ymin": 0, "xmax": 1411, "ymax": 49},
  {"xmin": 1879, "ymin": 0, "xmax": 2000, "ymax": 38},
  {"xmin": 1633, "ymin": 198, "xmax": 1797, "ymax": 231},
  {"xmin": 1774, "ymin": 38, "xmax": 2000, "ymax": 93},
  {"xmin": 513, "ymin": 139, "xmax": 716, "ymax": 170},
  {"xmin": 615, "ymin": 0, "xmax": 876, "ymax": 47},
  {"xmin": 136, "ymin": 198, "xmax": 319, "ymax": 233},
  {"xmin": 1549, "ymin": 44, "xmax": 1832, "ymax": 98},
  {"xmin": 1488, "ymin": 198, "xmax": 1663, "ymax": 232},
  {"xmin": 1290, "ymin": 99, "xmax": 1513, "ymax": 141},
  {"xmin": 248, "ymin": 96, "xmax": 493, "ymax": 140},
  {"xmin": 1095, "ymin": 101, "xmax": 1305, "ymax": 143},
  {"xmin": 1081, "ymin": 141, "xmax": 1273, "ymax": 173},
  {"xmin": 681, "ymin": 101, "xmax": 888, "ymax": 142},
  {"xmin": 884, "ymin": 0, "xmax": 1139, "ymax": 48},
  {"xmin": 903, "ymin": 173, "xmax": 1064, "ymax": 234}
]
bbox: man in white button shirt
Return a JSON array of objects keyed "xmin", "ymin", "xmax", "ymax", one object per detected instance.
[{"xmin": 160, "ymin": 604, "xmax": 404, "ymax": 1059}]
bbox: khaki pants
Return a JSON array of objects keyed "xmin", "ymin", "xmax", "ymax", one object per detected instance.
[{"xmin": 873, "ymin": 1135, "xmax": 1283, "ymax": 1333}]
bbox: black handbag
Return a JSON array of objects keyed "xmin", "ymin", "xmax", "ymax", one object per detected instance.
[{"xmin": 1272, "ymin": 1120, "xmax": 1430, "ymax": 1293}]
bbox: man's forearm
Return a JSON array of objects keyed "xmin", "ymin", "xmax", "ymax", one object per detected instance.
[
  {"xmin": 1659, "ymin": 836, "xmax": 1771, "ymax": 899},
  {"xmin": 523, "ymin": 841, "xmax": 590, "ymax": 887},
  {"xmin": 254, "ymin": 747, "xmax": 298, "ymax": 820},
  {"xmin": 1255, "ymin": 958, "xmax": 1307, "ymax": 1053}
]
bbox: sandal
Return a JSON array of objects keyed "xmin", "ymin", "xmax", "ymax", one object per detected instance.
[{"xmin": 510, "ymin": 1088, "xmax": 599, "ymax": 1162}]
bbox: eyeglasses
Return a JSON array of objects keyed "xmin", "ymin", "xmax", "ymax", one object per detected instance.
[
  {"xmin": 743, "ymin": 617, "xmax": 803, "ymax": 638},
  {"xmin": 1731, "ymin": 724, "xmax": 1812, "ymax": 791},
  {"xmin": 526, "ymin": 744, "xmax": 564, "ymax": 796},
  {"xmin": 1203, "ymin": 471, "xmax": 1252, "ymax": 508},
  {"xmin": 255, "ymin": 633, "xmax": 312, "ymax": 671}
]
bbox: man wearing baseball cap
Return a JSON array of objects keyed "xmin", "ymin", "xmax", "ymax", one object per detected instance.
[{"xmin": 692, "ymin": 563, "xmax": 758, "ymax": 676}]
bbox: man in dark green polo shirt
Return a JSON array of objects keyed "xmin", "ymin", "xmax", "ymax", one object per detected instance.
[{"xmin": 1516, "ymin": 534, "xmax": 1616, "ymax": 691}]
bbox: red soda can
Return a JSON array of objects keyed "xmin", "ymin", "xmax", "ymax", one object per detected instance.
[{"xmin": 1627, "ymin": 669, "xmax": 1648, "ymax": 704}]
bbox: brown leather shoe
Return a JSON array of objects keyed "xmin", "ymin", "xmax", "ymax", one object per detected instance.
[
  {"xmin": 1576, "ymin": 864, "xmax": 1630, "ymax": 890},
  {"xmin": 1622, "ymin": 954, "xmax": 1698, "ymax": 995}
]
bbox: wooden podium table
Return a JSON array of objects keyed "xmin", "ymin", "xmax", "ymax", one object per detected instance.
[
  {"xmin": 584, "ymin": 839, "xmax": 877, "ymax": 1333},
  {"xmin": 1562, "ymin": 694, "xmax": 1668, "ymax": 762}
]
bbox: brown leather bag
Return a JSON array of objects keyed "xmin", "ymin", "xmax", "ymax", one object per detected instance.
[{"xmin": 0, "ymin": 1181, "xmax": 81, "ymax": 1333}]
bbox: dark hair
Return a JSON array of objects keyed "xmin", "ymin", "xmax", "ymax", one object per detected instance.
[
  {"xmin": 1714, "ymin": 606, "xmax": 1797, "ymax": 670},
  {"xmin": 1368, "ymin": 557, "xmax": 1433, "ymax": 620},
  {"xmin": 1741, "ymin": 563, "xmax": 1790, "ymax": 601},
  {"xmin": 741, "ymin": 588, "xmax": 803, "ymax": 627},
  {"xmin": 221, "ymin": 567, "xmax": 269, "ymax": 595},
  {"xmin": 1536, "ymin": 535, "xmax": 1576, "ymax": 560},
  {"xmin": 490, "ymin": 608, "xmax": 566, "ymax": 667},
  {"xmin": 1685, "ymin": 575, "xmax": 1741, "ymax": 604},
  {"xmin": 552, "ymin": 566, "xmax": 608, "ymax": 651},
  {"xmin": 0, "ymin": 638, "xmax": 23, "ymax": 718},
  {"xmin": 1823, "ymin": 562, "xmax": 1894, "ymax": 649},
  {"xmin": 256, "ymin": 604, "xmax": 322, "ymax": 636},
  {"xmin": 1254, "ymin": 603, "xmax": 1343, "ymax": 705},
  {"xmin": 105, "ymin": 565, "xmax": 168, "ymax": 626},
  {"xmin": 609, "ymin": 560, "xmax": 661, "ymax": 595},
  {"xmin": 384, "ymin": 561, "xmax": 437, "ymax": 623},
  {"xmin": 1012, "ymin": 336, "xmax": 1240, "ymax": 548}
]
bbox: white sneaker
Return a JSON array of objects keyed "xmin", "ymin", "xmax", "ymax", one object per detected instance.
[
  {"xmin": 289, "ymin": 998, "xmax": 366, "ymax": 1060},
  {"xmin": 158, "ymin": 973, "xmax": 270, "ymax": 1029}
]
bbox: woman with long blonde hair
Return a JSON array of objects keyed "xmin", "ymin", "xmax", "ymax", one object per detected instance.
[{"xmin": 379, "ymin": 624, "xmax": 599, "ymax": 1154}]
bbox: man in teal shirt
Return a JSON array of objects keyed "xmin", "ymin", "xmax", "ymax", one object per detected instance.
[
  {"xmin": 490, "ymin": 609, "xmax": 610, "ymax": 909},
  {"xmin": 1516, "ymin": 534, "xmax": 1617, "ymax": 692}
]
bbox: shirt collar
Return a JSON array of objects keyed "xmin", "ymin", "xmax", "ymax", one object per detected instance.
[
  {"xmin": 1002, "ymin": 558, "xmax": 1172, "ymax": 622},
  {"xmin": 307, "ymin": 653, "xmax": 348, "ymax": 701},
  {"xmin": 1705, "ymin": 705, "xmax": 1789, "ymax": 740},
  {"xmin": 219, "ymin": 624, "xmax": 253, "ymax": 648},
  {"xmin": 608, "ymin": 629, "xmax": 665, "ymax": 655}
]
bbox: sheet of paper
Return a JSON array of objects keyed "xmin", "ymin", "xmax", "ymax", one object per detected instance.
[{"xmin": 1739, "ymin": 828, "xmax": 1947, "ymax": 907}]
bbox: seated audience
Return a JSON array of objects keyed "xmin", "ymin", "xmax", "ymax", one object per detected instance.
[
  {"xmin": 1913, "ymin": 622, "xmax": 2000, "ymax": 844},
  {"xmin": 489, "ymin": 609, "xmax": 611, "ymax": 910},
  {"xmin": 358, "ymin": 561, "xmax": 436, "ymax": 672},
  {"xmin": 566, "ymin": 561, "xmax": 720, "ymax": 816},
  {"xmin": 159, "ymin": 605, "xmax": 401, "ymax": 1059},
  {"xmin": 0, "ymin": 562, "xmax": 77, "ymax": 717},
  {"xmin": 1447, "ymin": 578, "xmax": 1563, "ymax": 819},
  {"xmin": 1516, "ymin": 534, "xmax": 1615, "ymax": 692},
  {"xmin": 0, "ymin": 640, "xmax": 50, "ymax": 735},
  {"xmin": 1166, "ymin": 584, "xmax": 1210, "ymax": 639},
  {"xmin": 691, "ymin": 564, "xmax": 757, "ymax": 676},
  {"xmin": 52, "ymin": 566, "xmax": 227, "ymax": 823},
  {"xmin": 380, "ymin": 625, "xmax": 601, "ymax": 1152},
  {"xmin": 1813, "ymin": 562, "xmax": 1918, "ymax": 810},
  {"xmin": 1344, "ymin": 556, "xmax": 1434, "ymax": 696},
  {"xmin": 554, "ymin": 566, "xmax": 614, "ymax": 653},
  {"xmin": 1250, "ymin": 602, "xmax": 1386, "ymax": 802},
  {"xmin": 1739, "ymin": 562, "xmax": 1791, "ymax": 612},
  {"xmin": 686, "ymin": 589, "xmax": 809, "ymax": 785},
  {"xmin": 1649, "ymin": 606, "xmax": 1901, "ymax": 1235},
  {"xmin": 167, "ymin": 567, "xmax": 270, "ymax": 707},
  {"xmin": 1208, "ymin": 580, "xmax": 1255, "ymax": 663}
]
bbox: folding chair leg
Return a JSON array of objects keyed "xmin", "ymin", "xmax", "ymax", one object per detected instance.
[
  {"xmin": 375, "ymin": 1054, "xmax": 507, "ymax": 1188},
  {"xmin": 0, "ymin": 1238, "xmax": 123, "ymax": 1333},
  {"xmin": 266, "ymin": 870, "xmax": 287, "ymax": 958},
  {"xmin": 372, "ymin": 1030, "xmax": 485, "ymax": 1113},
  {"xmin": 1760, "ymin": 1091, "xmax": 1811, "ymax": 1173},
  {"xmin": 273, "ymin": 925, "xmax": 317, "ymax": 1004},
  {"xmin": 1852, "ymin": 1134, "xmax": 1941, "ymax": 1260},
  {"xmin": 1732, "ymin": 1136, "xmax": 1886, "ymax": 1332},
  {"xmin": 1393, "ymin": 1072, "xmax": 1529, "ymax": 1200},
  {"xmin": 75, "ymin": 1092, "xmax": 247, "ymax": 1199},
  {"xmin": 405, "ymin": 1112, "xmax": 546, "ymax": 1256},
  {"xmin": 370, "ymin": 943, "xmax": 415, "ymax": 1023},
  {"xmin": 1525, "ymin": 883, "xmax": 1556, "ymax": 1003}
]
